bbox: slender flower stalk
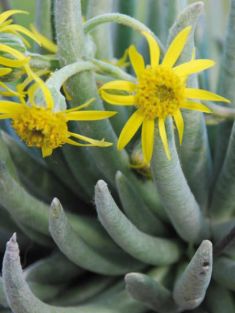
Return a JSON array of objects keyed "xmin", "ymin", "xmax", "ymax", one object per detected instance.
[
  {"xmin": 0, "ymin": 65, "xmax": 116, "ymax": 157},
  {"xmin": 100, "ymin": 26, "xmax": 229, "ymax": 163}
]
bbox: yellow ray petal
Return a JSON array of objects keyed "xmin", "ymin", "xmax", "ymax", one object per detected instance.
[
  {"xmin": 142, "ymin": 31, "xmax": 160, "ymax": 67},
  {"xmin": 185, "ymin": 88, "xmax": 230, "ymax": 103},
  {"xmin": 0, "ymin": 56, "xmax": 29, "ymax": 67},
  {"xmin": 17, "ymin": 69, "xmax": 49, "ymax": 93},
  {"xmin": 129, "ymin": 45, "xmax": 145, "ymax": 78},
  {"xmin": 1, "ymin": 24, "xmax": 41, "ymax": 45},
  {"xmin": 27, "ymin": 82, "xmax": 39, "ymax": 107},
  {"xmin": 162, "ymin": 26, "xmax": 192, "ymax": 68},
  {"xmin": 181, "ymin": 101, "xmax": 212, "ymax": 113},
  {"xmin": 0, "ymin": 68, "xmax": 12, "ymax": 76},
  {"xmin": 0, "ymin": 10, "xmax": 27, "ymax": 25},
  {"xmin": 69, "ymin": 133, "xmax": 112, "ymax": 147},
  {"xmin": 66, "ymin": 138, "xmax": 93, "ymax": 147},
  {"xmin": 100, "ymin": 80, "xmax": 136, "ymax": 92},
  {"xmin": 65, "ymin": 98, "xmax": 95, "ymax": 112},
  {"xmin": 30, "ymin": 25, "xmax": 57, "ymax": 53},
  {"xmin": 141, "ymin": 118, "xmax": 155, "ymax": 164},
  {"xmin": 173, "ymin": 110, "xmax": 184, "ymax": 144},
  {"xmin": 117, "ymin": 110, "xmax": 144, "ymax": 150},
  {"xmin": 0, "ymin": 43, "xmax": 27, "ymax": 60},
  {"xmin": 100, "ymin": 90, "xmax": 135, "ymax": 105},
  {"xmin": 0, "ymin": 114, "xmax": 15, "ymax": 119},
  {"xmin": 0, "ymin": 101, "xmax": 22, "ymax": 113},
  {"xmin": 65, "ymin": 110, "xmax": 117, "ymax": 121},
  {"xmin": 173, "ymin": 59, "xmax": 215, "ymax": 76},
  {"xmin": 0, "ymin": 82, "xmax": 20, "ymax": 96},
  {"xmin": 62, "ymin": 83, "xmax": 72, "ymax": 101},
  {"xmin": 42, "ymin": 146, "xmax": 53, "ymax": 157},
  {"xmin": 158, "ymin": 118, "xmax": 171, "ymax": 159},
  {"xmin": 25, "ymin": 65, "xmax": 54, "ymax": 109}
]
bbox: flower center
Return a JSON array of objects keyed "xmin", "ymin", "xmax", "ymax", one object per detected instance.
[
  {"xmin": 135, "ymin": 65, "xmax": 185, "ymax": 119},
  {"xmin": 12, "ymin": 106, "xmax": 68, "ymax": 150}
]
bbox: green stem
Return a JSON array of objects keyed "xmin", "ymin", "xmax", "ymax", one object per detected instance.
[
  {"xmin": 55, "ymin": 0, "xmax": 130, "ymax": 186},
  {"xmin": 46, "ymin": 61, "xmax": 94, "ymax": 90},
  {"xmin": 83, "ymin": 13, "xmax": 165, "ymax": 53}
]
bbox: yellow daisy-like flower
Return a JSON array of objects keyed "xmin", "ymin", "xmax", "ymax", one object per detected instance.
[
  {"xmin": 100, "ymin": 26, "xmax": 230, "ymax": 163},
  {"xmin": 0, "ymin": 66, "xmax": 116, "ymax": 157}
]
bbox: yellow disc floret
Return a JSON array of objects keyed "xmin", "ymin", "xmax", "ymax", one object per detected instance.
[
  {"xmin": 12, "ymin": 105, "xmax": 68, "ymax": 150},
  {"xmin": 135, "ymin": 66, "xmax": 185, "ymax": 119}
]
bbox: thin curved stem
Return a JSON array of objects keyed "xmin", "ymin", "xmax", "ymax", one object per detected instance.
[{"xmin": 83, "ymin": 13, "xmax": 165, "ymax": 53}]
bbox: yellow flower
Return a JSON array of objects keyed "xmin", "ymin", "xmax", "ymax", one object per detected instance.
[
  {"xmin": 0, "ymin": 66, "xmax": 116, "ymax": 157},
  {"xmin": 100, "ymin": 26, "xmax": 230, "ymax": 163}
]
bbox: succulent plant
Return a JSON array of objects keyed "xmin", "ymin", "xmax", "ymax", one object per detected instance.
[{"xmin": 0, "ymin": 1, "xmax": 235, "ymax": 313}]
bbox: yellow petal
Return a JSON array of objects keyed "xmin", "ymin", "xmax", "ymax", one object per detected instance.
[
  {"xmin": 141, "ymin": 118, "xmax": 155, "ymax": 164},
  {"xmin": 25, "ymin": 65, "xmax": 54, "ymax": 109},
  {"xmin": 0, "ymin": 101, "xmax": 22, "ymax": 113},
  {"xmin": 100, "ymin": 90, "xmax": 135, "ymax": 105},
  {"xmin": 173, "ymin": 110, "xmax": 184, "ymax": 144},
  {"xmin": 65, "ymin": 98, "xmax": 95, "ymax": 112},
  {"xmin": 0, "ymin": 114, "xmax": 15, "ymax": 119},
  {"xmin": 62, "ymin": 83, "xmax": 72, "ymax": 101},
  {"xmin": 1, "ymin": 24, "xmax": 41, "ymax": 45},
  {"xmin": 69, "ymin": 132, "xmax": 112, "ymax": 147},
  {"xmin": 30, "ymin": 25, "xmax": 57, "ymax": 53},
  {"xmin": 100, "ymin": 80, "xmax": 136, "ymax": 92},
  {"xmin": 142, "ymin": 31, "xmax": 160, "ymax": 67},
  {"xmin": 0, "ymin": 68, "xmax": 12, "ymax": 76},
  {"xmin": 66, "ymin": 138, "xmax": 93, "ymax": 147},
  {"xmin": 0, "ymin": 10, "xmax": 27, "ymax": 25},
  {"xmin": 17, "ymin": 69, "xmax": 49, "ymax": 93},
  {"xmin": 158, "ymin": 118, "xmax": 171, "ymax": 159},
  {"xmin": 117, "ymin": 110, "xmax": 144, "ymax": 150},
  {"xmin": 65, "ymin": 110, "xmax": 116, "ymax": 121},
  {"xmin": 128, "ymin": 45, "xmax": 145, "ymax": 78},
  {"xmin": 173, "ymin": 59, "xmax": 215, "ymax": 76},
  {"xmin": 0, "ymin": 82, "xmax": 20, "ymax": 97},
  {"xmin": 185, "ymin": 88, "xmax": 230, "ymax": 103},
  {"xmin": 0, "ymin": 56, "xmax": 29, "ymax": 67},
  {"xmin": 181, "ymin": 101, "xmax": 212, "ymax": 113},
  {"xmin": 162, "ymin": 26, "xmax": 192, "ymax": 68},
  {"xmin": 42, "ymin": 146, "xmax": 53, "ymax": 157},
  {"xmin": 0, "ymin": 43, "xmax": 27, "ymax": 60}
]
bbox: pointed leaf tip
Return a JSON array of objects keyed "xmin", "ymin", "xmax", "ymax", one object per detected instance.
[
  {"xmin": 50, "ymin": 198, "xmax": 63, "ymax": 218},
  {"xmin": 96, "ymin": 180, "xmax": 108, "ymax": 192},
  {"xmin": 6, "ymin": 233, "xmax": 19, "ymax": 255}
]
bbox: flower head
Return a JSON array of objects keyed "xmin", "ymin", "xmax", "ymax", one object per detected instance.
[
  {"xmin": 0, "ymin": 66, "xmax": 116, "ymax": 157},
  {"xmin": 100, "ymin": 26, "xmax": 230, "ymax": 163}
]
